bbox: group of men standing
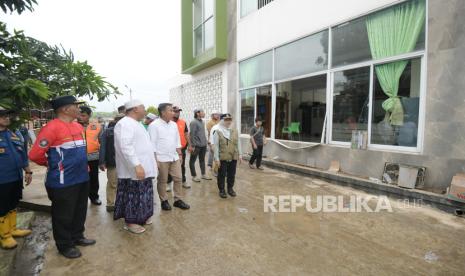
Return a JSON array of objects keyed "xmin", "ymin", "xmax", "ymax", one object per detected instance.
[{"xmin": 0, "ymin": 94, "xmax": 255, "ymax": 259}]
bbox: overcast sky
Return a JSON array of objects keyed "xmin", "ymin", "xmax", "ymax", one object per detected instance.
[{"xmin": 3, "ymin": 0, "xmax": 181, "ymax": 112}]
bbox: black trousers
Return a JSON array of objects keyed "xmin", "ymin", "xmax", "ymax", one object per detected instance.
[
  {"xmin": 249, "ymin": 145, "xmax": 263, "ymax": 168},
  {"xmin": 189, "ymin": 146, "xmax": 207, "ymax": 177},
  {"xmin": 0, "ymin": 180, "xmax": 22, "ymax": 217},
  {"xmin": 168, "ymin": 146, "xmax": 187, "ymax": 183},
  {"xmin": 46, "ymin": 182, "xmax": 89, "ymax": 251},
  {"xmin": 217, "ymin": 160, "xmax": 237, "ymax": 192},
  {"xmin": 88, "ymin": 160, "xmax": 100, "ymax": 200}
]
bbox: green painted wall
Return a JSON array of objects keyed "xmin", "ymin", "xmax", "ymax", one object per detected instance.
[{"xmin": 181, "ymin": 0, "xmax": 228, "ymax": 74}]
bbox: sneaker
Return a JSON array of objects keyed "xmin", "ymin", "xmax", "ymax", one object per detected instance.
[
  {"xmin": 202, "ymin": 175, "xmax": 212, "ymax": 180},
  {"xmin": 192, "ymin": 176, "xmax": 201, "ymax": 182},
  {"xmin": 249, "ymin": 164, "xmax": 255, "ymax": 169},
  {"xmin": 173, "ymin": 200, "xmax": 190, "ymax": 210},
  {"xmin": 183, "ymin": 182, "xmax": 191, "ymax": 189},
  {"xmin": 161, "ymin": 200, "xmax": 172, "ymax": 211},
  {"xmin": 227, "ymin": 188, "xmax": 237, "ymax": 197},
  {"xmin": 166, "ymin": 182, "xmax": 172, "ymax": 192},
  {"xmin": 219, "ymin": 190, "xmax": 227, "ymax": 198},
  {"xmin": 256, "ymin": 166, "xmax": 264, "ymax": 171}
]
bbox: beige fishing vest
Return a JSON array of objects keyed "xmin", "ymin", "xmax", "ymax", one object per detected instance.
[{"xmin": 218, "ymin": 129, "xmax": 239, "ymax": 161}]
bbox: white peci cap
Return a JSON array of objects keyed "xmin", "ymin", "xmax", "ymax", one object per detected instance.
[
  {"xmin": 124, "ymin": 99, "xmax": 144, "ymax": 110},
  {"xmin": 146, "ymin": 113, "xmax": 157, "ymax": 120}
]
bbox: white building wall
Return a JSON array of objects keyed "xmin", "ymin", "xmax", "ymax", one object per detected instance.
[
  {"xmin": 237, "ymin": 0, "xmax": 404, "ymax": 60},
  {"xmin": 169, "ymin": 62, "xmax": 228, "ymax": 124}
]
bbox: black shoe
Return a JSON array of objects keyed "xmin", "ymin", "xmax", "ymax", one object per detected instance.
[
  {"xmin": 59, "ymin": 247, "xmax": 82, "ymax": 259},
  {"xmin": 227, "ymin": 189, "xmax": 237, "ymax": 197},
  {"xmin": 173, "ymin": 200, "xmax": 190, "ymax": 210},
  {"xmin": 106, "ymin": 205, "xmax": 115, "ymax": 212},
  {"xmin": 74, "ymin": 238, "xmax": 96, "ymax": 246},
  {"xmin": 219, "ymin": 190, "xmax": 227, "ymax": 198},
  {"xmin": 161, "ymin": 200, "xmax": 172, "ymax": 211},
  {"xmin": 90, "ymin": 199, "xmax": 102, "ymax": 205}
]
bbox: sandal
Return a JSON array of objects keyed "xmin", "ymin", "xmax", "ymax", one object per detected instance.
[{"xmin": 123, "ymin": 224, "xmax": 146, "ymax": 234}]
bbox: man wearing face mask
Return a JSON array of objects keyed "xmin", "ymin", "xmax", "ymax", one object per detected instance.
[{"xmin": 213, "ymin": 114, "xmax": 242, "ymax": 199}]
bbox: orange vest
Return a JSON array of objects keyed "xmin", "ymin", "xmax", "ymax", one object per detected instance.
[
  {"xmin": 85, "ymin": 123, "xmax": 101, "ymax": 154},
  {"xmin": 176, "ymin": 119, "xmax": 187, "ymax": 148}
]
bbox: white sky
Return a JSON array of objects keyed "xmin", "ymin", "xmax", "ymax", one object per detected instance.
[{"xmin": 3, "ymin": 0, "xmax": 181, "ymax": 112}]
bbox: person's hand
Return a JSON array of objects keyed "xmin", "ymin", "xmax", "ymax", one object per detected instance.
[
  {"xmin": 239, "ymin": 156, "xmax": 243, "ymax": 165},
  {"xmin": 99, "ymin": 164, "xmax": 106, "ymax": 171},
  {"xmin": 252, "ymin": 144, "xmax": 257, "ymax": 150},
  {"xmin": 135, "ymin": 165, "xmax": 145, "ymax": 180},
  {"xmin": 178, "ymin": 153, "xmax": 183, "ymax": 163},
  {"xmin": 215, "ymin": 160, "xmax": 220, "ymax": 169},
  {"xmin": 24, "ymin": 173, "xmax": 32, "ymax": 186},
  {"xmin": 189, "ymin": 146, "xmax": 195, "ymax": 153}
]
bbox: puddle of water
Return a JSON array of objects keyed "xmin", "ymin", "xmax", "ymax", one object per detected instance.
[
  {"xmin": 238, "ymin": 208, "xmax": 249, "ymax": 213},
  {"xmin": 424, "ymin": 251, "xmax": 439, "ymax": 263}
]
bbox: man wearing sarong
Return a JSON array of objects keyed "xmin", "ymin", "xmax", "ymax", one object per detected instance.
[{"xmin": 113, "ymin": 100, "xmax": 157, "ymax": 234}]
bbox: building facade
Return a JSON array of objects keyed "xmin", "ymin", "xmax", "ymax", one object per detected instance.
[
  {"xmin": 172, "ymin": 0, "xmax": 465, "ymax": 193},
  {"xmin": 170, "ymin": 0, "xmax": 237, "ymax": 123}
]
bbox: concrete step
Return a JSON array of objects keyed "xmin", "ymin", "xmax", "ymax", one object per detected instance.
[{"xmin": 259, "ymin": 157, "xmax": 465, "ymax": 213}]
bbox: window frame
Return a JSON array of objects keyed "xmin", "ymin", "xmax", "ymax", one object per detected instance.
[
  {"xmin": 192, "ymin": 0, "xmax": 216, "ymax": 57},
  {"xmin": 237, "ymin": 0, "xmax": 428, "ymax": 153}
]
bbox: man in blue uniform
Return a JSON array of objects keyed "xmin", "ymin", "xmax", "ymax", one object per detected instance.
[
  {"xmin": 29, "ymin": 96, "xmax": 96, "ymax": 259},
  {"xmin": 0, "ymin": 107, "xmax": 33, "ymax": 250}
]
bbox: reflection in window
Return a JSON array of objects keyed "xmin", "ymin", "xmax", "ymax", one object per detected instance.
[
  {"xmin": 240, "ymin": 89, "xmax": 255, "ymax": 134},
  {"xmin": 256, "ymin": 86, "xmax": 272, "ymax": 137},
  {"xmin": 204, "ymin": 18, "xmax": 214, "ymax": 50},
  {"xmin": 332, "ymin": 67, "xmax": 370, "ymax": 142},
  {"xmin": 194, "ymin": 26, "xmax": 203, "ymax": 57},
  {"xmin": 276, "ymin": 75, "xmax": 327, "ymax": 142},
  {"xmin": 239, "ymin": 51, "xmax": 273, "ymax": 88},
  {"xmin": 371, "ymin": 59, "xmax": 421, "ymax": 147},
  {"xmin": 275, "ymin": 30, "xmax": 328, "ymax": 81}
]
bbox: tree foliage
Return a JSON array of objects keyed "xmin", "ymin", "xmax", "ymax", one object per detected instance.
[
  {"xmin": 146, "ymin": 105, "xmax": 159, "ymax": 116},
  {"xmin": 0, "ymin": 0, "xmax": 37, "ymax": 15}
]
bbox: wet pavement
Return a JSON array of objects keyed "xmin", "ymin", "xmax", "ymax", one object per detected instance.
[{"xmin": 32, "ymin": 164, "xmax": 465, "ymax": 275}]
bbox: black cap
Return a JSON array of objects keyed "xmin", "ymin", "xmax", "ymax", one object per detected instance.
[
  {"xmin": 220, "ymin": 113, "xmax": 233, "ymax": 120},
  {"xmin": 51, "ymin": 95, "xmax": 85, "ymax": 110},
  {"xmin": 79, "ymin": 105, "xmax": 93, "ymax": 115},
  {"xmin": 0, "ymin": 106, "xmax": 14, "ymax": 116}
]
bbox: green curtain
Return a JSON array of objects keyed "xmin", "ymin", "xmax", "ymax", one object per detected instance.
[
  {"xmin": 366, "ymin": 0, "xmax": 426, "ymax": 126},
  {"xmin": 239, "ymin": 58, "xmax": 258, "ymax": 89}
]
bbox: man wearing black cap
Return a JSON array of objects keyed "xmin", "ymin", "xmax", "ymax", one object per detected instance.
[{"xmin": 29, "ymin": 95, "xmax": 96, "ymax": 259}]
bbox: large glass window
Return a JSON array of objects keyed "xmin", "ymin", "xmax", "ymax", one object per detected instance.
[
  {"xmin": 332, "ymin": 67, "xmax": 370, "ymax": 142},
  {"xmin": 371, "ymin": 58, "xmax": 421, "ymax": 147},
  {"xmin": 239, "ymin": 51, "xmax": 273, "ymax": 88},
  {"xmin": 240, "ymin": 89, "xmax": 255, "ymax": 134},
  {"xmin": 256, "ymin": 86, "xmax": 272, "ymax": 137},
  {"xmin": 275, "ymin": 75, "xmax": 327, "ymax": 142},
  {"xmin": 193, "ymin": 0, "xmax": 215, "ymax": 57},
  {"xmin": 241, "ymin": 0, "xmax": 257, "ymax": 18},
  {"xmin": 275, "ymin": 30, "xmax": 329, "ymax": 81},
  {"xmin": 332, "ymin": 0, "xmax": 426, "ymax": 67}
]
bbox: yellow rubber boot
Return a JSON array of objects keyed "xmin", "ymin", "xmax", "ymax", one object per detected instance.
[
  {"xmin": 9, "ymin": 210, "xmax": 31, "ymax": 238},
  {"xmin": 0, "ymin": 215, "xmax": 17, "ymax": 249}
]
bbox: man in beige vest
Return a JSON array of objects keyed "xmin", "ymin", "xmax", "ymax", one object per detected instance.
[{"xmin": 212, "ymin": 114, "xmax": 242, "ymax": 198}]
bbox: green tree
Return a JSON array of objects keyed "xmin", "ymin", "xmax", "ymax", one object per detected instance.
[
  {"xmin": 146, "ymin": 105, "xmax": 159, "ymax": 116},
  {"xmin": 0, "ymin": 0, "xmax": 120, "ymax": 125},
  {"xmin": 0, "ymin": 0, "xmax": 37, "ymax": 15}
]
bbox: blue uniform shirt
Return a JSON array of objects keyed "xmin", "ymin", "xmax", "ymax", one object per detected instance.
[{"xmin": 0, "ymin": 130, "xmax": 29, "ymax": 185}]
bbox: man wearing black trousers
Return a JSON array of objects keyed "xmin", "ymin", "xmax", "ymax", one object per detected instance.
[
  {"xmin": 249, "ymin": 117, "xmax": 266, "ymax": 170},
  {"xmin": 78, "ymin": 106, "xmax": 103, "ymax": 205},
  {"xmin": 29, "ymin": 96, "xmax": 95, "ymax": 259}
]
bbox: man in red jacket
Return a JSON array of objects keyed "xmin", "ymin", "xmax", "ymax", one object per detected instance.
[{"xmin": 29, "ymin": 96, "xmax": 96, "ymax": 259}]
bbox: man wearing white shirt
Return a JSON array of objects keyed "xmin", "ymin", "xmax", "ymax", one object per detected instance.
[
  {"xmin": 113, "ymin": 100, "xmax": 158, "ymax": 234},
  {"xmin": 148, "ymin": 103, "xmax": 190, "ymax": 211}
]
